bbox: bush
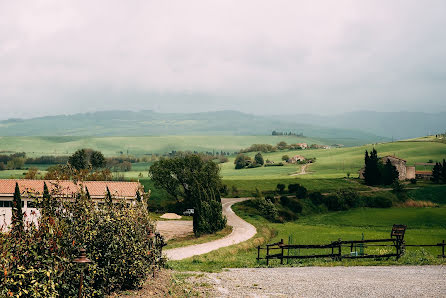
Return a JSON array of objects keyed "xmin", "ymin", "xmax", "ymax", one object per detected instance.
[
  {"xmin": 365, "ymin": 196, "xmax": 393, "ymax": 208},
  {"xmin": 0, "ymin": 189, "xmax": 162, "ymax": 297},
  {"xmin": 276, "ymin": 184, "xmax": 286, "ymax": 193},
  {"xmin": 309, "ymin": 192, "xmax": 324, "ymax": 205},
  {"xmin": 296, "ymin": 185, "xmax": 308, "ymax": 199},
  {"xmin": 324, "ymin": 189, "xmax": 360, "ymax": 211},
  {"xmin": 252, "ymin": 197, "xmax": 278, "ymax": 221},
  {"xmin": 410, "ymin": 178, "xmax": 417, "ymax": 184},
  {"xmin": 280, "ymin": 196, "xmax": 303, "ymax": 213},
  {"xmin": 264, "ymin": 163, "xmax": 284, "ymax": 167},
  {"xmin": 288, "ymin": 183, "xmax": 300, "ymax": 193}
]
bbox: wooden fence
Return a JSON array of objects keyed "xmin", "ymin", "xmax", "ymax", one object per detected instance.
[{"xmin": 256, "ymin": 226, "xmax": 445, "ymax": 265}]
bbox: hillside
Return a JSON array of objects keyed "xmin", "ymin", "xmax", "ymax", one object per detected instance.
[
  {"xmin": 0, "ymin": 110, "xmax": 386, "ymax": 146},
  {"xmin": 272, "ymin": 111, "xmax": 446, "ymax": 140}
]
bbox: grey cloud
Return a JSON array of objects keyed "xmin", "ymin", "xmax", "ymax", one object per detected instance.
[{"xmin": 0, "ymin": 0, "xmax": 445, "ymax": 119}]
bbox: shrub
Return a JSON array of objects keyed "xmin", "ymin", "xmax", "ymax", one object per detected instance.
[
  {"xmin": 280, "ymin": 196, "xmax": 303, "ymax": 213},
  {"xmin": 276, "ymin": 184, "xmax": 286, "ymax": 193},
  {"xmin": 254, "ymin": 152, "xmax": 264, "ymax": 165},
  {"xmin": 309, "ymin": 192, "xmax": 324, "ymax": 205},
  {"xmin": 296, "ymin": 185, "xmax": 308, "ymax": 199},
  {"xmin": 410, "ymin": 178, "xmax": 417, "ymax": 184},
  {"xmin": 365, "ymin": 196, "xmax": 393, "ymax": 208},
  {"xmin": 252, "ymin": 197, "xmax": 278, "ymax": 221},
  {"xmin": 0, "ymin": 188, "xmax": 162, "ymax": 297},
  {"xmin": 288, "ymin": 183, "xmax": 300, "ymax": 193},
  {"xmin": 281, "ymin": 155, "xmax": 289, "ymax": 161},
  {"xmin": 264, "ymin": 163, "xmax": 284, "ymax": 167}
]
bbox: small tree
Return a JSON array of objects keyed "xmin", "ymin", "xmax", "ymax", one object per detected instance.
[
  {"xmin": 282, "ymin": 155, "xmax": 289, "ymax": 162},
  {"xmin": 441, "ymin": 159, "xmax": 446, "ymax": 183},
  {"xmin": 234, "ymin": 154, "xmax": 247, "ymax": 169},
  {"xmin": 68, "ymin": 149, "xmax": 88, "ymax": 171},
  {"xmin": 90, "ymin": 150, "xmax": 106, "ymax": 169},
  {"xmin": 382, "ymin": 159, "xmax": 399, "ymax": 185},
  {"xmin": 296, "ymin": 185, "xmax": 308, "ymax": 199},
  {"xmin": 11, "ymin": 183, "xmax": 24, "ymax": 235},
  {"xmin": 276, "ymin": 183, "xmax": 286, "ymax": 193},
  {"xmin": 254, "ymin": 152, "xmax": 264, "ymax": 165}
]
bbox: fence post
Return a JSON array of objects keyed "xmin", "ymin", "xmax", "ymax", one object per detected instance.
[
  {"xmin": 442, "ymin": 240, "xmax": 445, "ymax": 258},
  {"xmin": 280, "ymin": 246, "xmax": 284, "ymax": 265},
  {"xmin": 338, "ymin": 239, "xmax": 342, "ymax": 260},
  {"xmin": 266, "ymin": 245, "xmax": 270, "ymax": 266}
]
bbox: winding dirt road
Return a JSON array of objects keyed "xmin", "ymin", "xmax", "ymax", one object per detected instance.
[{"xmin": 164, "ymin": 198, "xmax": 256, "ymax": 261}]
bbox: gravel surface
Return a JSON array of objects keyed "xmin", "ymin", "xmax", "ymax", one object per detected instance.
[
  {"xmin": 197, "ymin": 266, "xmax": 446, "ymax": 297},
  {"xmin": 164, "ymin": 198, "xmax": 256, "ymax": 260},
  {"xmin": 156, "ymin": 220, "xmax": 193, "ymax": 241}
]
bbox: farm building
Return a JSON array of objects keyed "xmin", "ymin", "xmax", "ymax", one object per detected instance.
[
  {"xmin": 288, "ymin": 155, "xmax": 306, "ymax": 163},
  {"xmin": 296, "ymin": 143, "xmax": 308, "ymax": 149},
  {"xmin": 0, "ymin": 179, "xmax": 144, "ymax": 230},
  {"xmin": 359, "ymin": 155, "xmax": 416, "ymax": 180}
]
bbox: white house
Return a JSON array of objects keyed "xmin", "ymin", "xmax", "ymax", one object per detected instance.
[{"xmin": 0, "ymin": 179, "xmax": 144, "ymax": 231}]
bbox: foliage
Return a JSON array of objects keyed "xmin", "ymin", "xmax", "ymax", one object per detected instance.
[
  {"xmin": 363, "ymin": 149, "xmax": 381, "ymax": 185},
  {"xmin": 0, "ymin": 185, "xmax": 161, "ymax": 297},
  {"xmin": 240, "ymin": 144, "xmax": 276, "ymax": 153},
  {"xmin": 276, "ymin": 183, "xmax": 285, "ymax": 193},
  {"xmin": 24, "ymin": 167, "xmax": 40, "ymax": 179},
  {"xmin": 149, "ymin": 154, "xmax": 226, "ymax": 236},
  {"xmin": 11, "ymin": 183, "xmax": 24, "ymax": 235},
  {"xmin": 252, "ymin": 197, "xmax": 278, "ymax": 221},
  {"xmin": 68, "ymin": 149, "xmax": 88, "ymax": 171},
  {"xmin": 281, "ymin": 155, "xmax": 289, "ymax": 161},
  {"xmin": 431, "ymin": 160, "xmax": 446, "ymax": 184},
  {"xmin": 254, "ymin": 152, "xmax": 264, "ymax": 166}
]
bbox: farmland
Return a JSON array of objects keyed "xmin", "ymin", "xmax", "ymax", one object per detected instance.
[{"xmin": 0, "ymin": 135, "xmax": 325, "ymax": 157}]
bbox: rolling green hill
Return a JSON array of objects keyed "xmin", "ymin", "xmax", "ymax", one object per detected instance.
[
  {"xmin": 0, "ymin": 110, "xmax": 387, "ymax": 146},
  {"xmin": 0, "ymin": 135, "xmax": 325, "ymax": 157}
]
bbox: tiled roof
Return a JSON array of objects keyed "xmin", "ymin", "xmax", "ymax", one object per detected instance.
[
  {"xmin": 0, "ymin": 179, "xmax": 142, "ymax": 199},
  {"xmin": 382, "ymin": 155, "xmax": 407, "ymax": 162}
]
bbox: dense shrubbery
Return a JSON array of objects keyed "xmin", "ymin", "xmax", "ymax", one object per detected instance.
[{"xmin": 0, "ymin": 184, "xmax": 161, "ymax": 297}]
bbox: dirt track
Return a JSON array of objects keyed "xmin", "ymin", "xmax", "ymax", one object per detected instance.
[{"xmin": 163, "ymin": 198, "xmax": 256, "ymax": 261}]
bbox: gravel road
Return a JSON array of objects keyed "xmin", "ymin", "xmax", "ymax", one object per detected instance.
[
  {"xmin": 164, "ymin": 198, "xmax": 256, "ymax": 260},
  {"xmin": 198, "ymin": 266, "xmax": 446, "ymax": 297}
]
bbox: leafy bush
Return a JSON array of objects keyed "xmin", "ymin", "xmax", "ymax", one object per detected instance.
[
  {"xmin": 365, "ymin": 196, "xmax": 393, "ymax": 208},
  {"xmin": 252, "ymin": 197, "xmax": 278, "ymax": 221},
  {"xmin": 279, "ymin": 196, "xmax": 303, "ymax": 213},
  {"xmin": 309, "ymin": 192, "xmax": 324, "ymax": 205},
  {"xmin": 276, "ymin": 183, "xmax": 286, "ymax": 193},
  {"xmin": 410, "ymin": 178, "xmax": 417, "ymax": 184},
  {"xmin": 264, "ymin": 163, "xmax": 284, "ymax": 167},
  {"xmin": 0, "ymin": 187, "xmax": 162, "ymax": 297}
]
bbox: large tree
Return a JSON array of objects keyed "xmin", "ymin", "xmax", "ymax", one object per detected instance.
[
  {"xmin": 254, "ymin": 152, "xmax": 264, "ymax": 165},
  {"xmin": 382, "ymin": 159, "xmax": 399, "ymax": 185},
  {"xmin": 68, "ymin": 149, "xmax": 88, "ymax": 171},
  {"xmin": 149, "ymin": 154, "xmax": 226, "ymax": 235}
]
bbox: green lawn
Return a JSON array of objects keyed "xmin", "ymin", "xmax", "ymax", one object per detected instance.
[{"xmin": 169, "ymin": 205, "xmax": 446, "ymax": 271}]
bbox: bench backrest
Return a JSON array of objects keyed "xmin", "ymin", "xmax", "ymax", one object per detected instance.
[{"xmin": 391, "ymin": 224, "xmax": 406, "ymax": 240}]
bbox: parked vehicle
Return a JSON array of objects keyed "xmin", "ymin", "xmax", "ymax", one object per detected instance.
[{"xmin": 183, "ymin": 208, "xmax": 194, "ymax": 216}]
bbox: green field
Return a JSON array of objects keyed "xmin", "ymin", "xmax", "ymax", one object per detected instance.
[
  {"xmin": 169, "ymin": 205, "xmax": 446, "ymax": 271},
  {"xmin": 0, "ymin": 135, "xmax": 325, "ymax": 157}
]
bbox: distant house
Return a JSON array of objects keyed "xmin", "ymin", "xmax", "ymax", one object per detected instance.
[
  {"xmin": 288, "ymin": 155, "xmax": 306, "ymax": 163},
  {"xmin": 0, "ymin": 179, "xmax": 144, "ymax": 230},
  {"xmin": 359, "ymin": 155, "xmax": 416, "ymax": 180},
  {"xmin": 296, "ymin": 143, "xmax": 308, "ymax": 149}
]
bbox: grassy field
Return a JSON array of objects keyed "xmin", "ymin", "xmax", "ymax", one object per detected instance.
[
  {"xmin": 169, "ymin": 205, "xmax": 446, "ymax": 271},
  {"xmin": 0, "ymin": 135, "xmax": 324, "ymax": 157}
]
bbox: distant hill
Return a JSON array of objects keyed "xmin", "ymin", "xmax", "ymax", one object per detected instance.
[
  {"xmin": 0, "ymin": 110, "xmax": 387, "ymax": 146},
  {"xmin": 271, "ymin": 111, "xmax": 446, "ymax": 140}
]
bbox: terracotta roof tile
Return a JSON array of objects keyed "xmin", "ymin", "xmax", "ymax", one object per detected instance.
[{"xmin": 0, "ymin": 179, "xmax": 142, "ymax": 199}]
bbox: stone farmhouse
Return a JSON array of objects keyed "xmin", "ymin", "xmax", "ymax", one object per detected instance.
[
  {"xmin": 288, "ymin": 155, "xmax": 306, "ymax": 163},
  {"xmin": 359, "ymin": 155, "xmax": 416, "ymax": 180},
  {"xmin": 0, "ymin": 179, "xmax": 144, "ymax": 230}
]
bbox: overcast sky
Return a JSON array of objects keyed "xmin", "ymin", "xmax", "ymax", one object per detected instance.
[{"xmin": 0, "ymin": 0, "xmax": 445, "ymax": 119}]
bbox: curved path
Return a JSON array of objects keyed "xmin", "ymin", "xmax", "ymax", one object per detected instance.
[{"xmin": 164, "ymin": 198, "xmax": 256, "ymax": 261}]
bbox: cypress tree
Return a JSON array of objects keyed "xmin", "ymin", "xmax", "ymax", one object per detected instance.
[
  {"xmin": 441, "ymin": 159, "xmax": 446, "ymax": 183},
  {"xmin": 136, "ymin": 191, "xmax": 142, "ymax": 202},
  {"xmin": 431, "ymin": 162, "xmax": 441, "ymax": 183},
  {"xmin": 85, "ymin": 186, "xmax": 91, "ymax": 200},
  {"xmin": 383, "ymin": 159, "xmax": 399, "ymax": 185},
  {"xmin": 105, "ymin": 186, "xmax": 113, "ymax": 207},
  {"xmin": 42, "ymin": 182, "xmax": 51, "ymax": 216},
  {"xmin": 11, "ymin": 182, "xmax": 24, "ymax": 234}
]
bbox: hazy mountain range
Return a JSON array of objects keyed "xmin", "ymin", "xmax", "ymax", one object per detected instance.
[{"xmin": 0, "ymin": 110, "xmax": 444, "ymax": 144}]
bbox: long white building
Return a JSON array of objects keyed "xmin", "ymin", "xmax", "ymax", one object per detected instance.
[{"xmin": 0, "ymin": 179, "xmax": 144, "ymax": 230}]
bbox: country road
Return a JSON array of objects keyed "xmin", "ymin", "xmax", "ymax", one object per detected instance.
[{"xmin": 164, "ymin": 197, "xmax": 256, "ymax": 261}]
